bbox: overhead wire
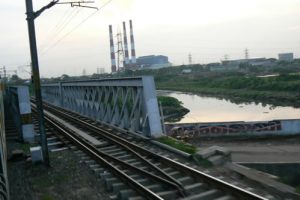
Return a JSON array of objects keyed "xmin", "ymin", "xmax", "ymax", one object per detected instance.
[
  {"xmin": 53, "ymin": 7, "xmax": 76, "ymax": 30},
  {"xmin": 39, "ymin": 7, "xmax": 81, "ymax": 52},
  {"xmin": 40, "ymin": 0, "xmax": 114, "ymax": 56},
  {"xmin": 16, "ymin": 0, "xmax": 114, "ymax": 72},
  {"xmin": 38, "ymin": 7, "xmax": 73, "ymax": 49},
  {"xmin": 98, "ymin": 0, "xmax": 113, "ymax": 10},
  {"xmin": 51, "ymin": 7, "xmax": 81, "ymax": 36},
  {"xmin": 40, "ymin": 9, "xmax": 98, "ymax": 56}
]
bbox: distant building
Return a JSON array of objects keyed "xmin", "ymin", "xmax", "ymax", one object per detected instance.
[
  {"xmin": 137, "ymin": 55, "xmax": 172, "ymax": 69},
  {"xmin": 182, "ymin": 69, "xmax": 192, "ymax": 74},
  {"xmin": 278, "ymin": 53, "xmax": 294, "ymax": 62},
  {"xmin": 221, "ymin": 58, "xmax": 274, "ymax": 67},
  {"xmin": 210, "ymin": 65, "xmax": 239, "ymax": 72}
]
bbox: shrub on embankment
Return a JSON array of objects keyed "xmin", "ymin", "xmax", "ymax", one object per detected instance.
[
  {"xmin": 157, "ymin": 136, "xmax": 197, "ymax": 154},
  {"xmin": 157, "ymin": 96, "xmax": 190, "ymax": 122}
]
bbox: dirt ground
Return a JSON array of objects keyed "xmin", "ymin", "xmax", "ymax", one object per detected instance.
[{"xmin": 7, "ymin": 141, "xmax": 111, "ymax": 200}]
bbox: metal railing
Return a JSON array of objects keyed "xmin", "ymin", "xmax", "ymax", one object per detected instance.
[
  {"xmin": 41, "ymin": 76, "xmax": 164, "ymax": 138},
  {"xmin": 0, "ymin": 81, "xmax": 9, "ymax": 200}
]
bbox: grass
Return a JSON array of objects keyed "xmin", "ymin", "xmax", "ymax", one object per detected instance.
[
  {"xmin": 19, "ymin": 143, "xmax": 31, "ymax": 154},
  {"xmin": 296, "ymin": 186, "xmax": 300, "ymax": 194},
  {"xmin": 41, "ymin": 194, "xmax": 55, "ymax": 200},
  {"xmin": 33, "ymin": 172, "xmax": 69, "ymax": 189},
  {"xmin": 157, "ymin": 136, "xmax": 197, "ymax": 154},
  {"xmin": 32, "ymin": 153, "xmax": 72, "ymax": 189},
  {"xmin": 33, "ymin": 175, "xmax": 53, "ymax": 189},
  {"xmin": 193, "ymin": 157, "xmax": 213, "ymax": 168},
  {"xmin": 157, "ymin": 136, "xmax": 213, "ymax": 167}
]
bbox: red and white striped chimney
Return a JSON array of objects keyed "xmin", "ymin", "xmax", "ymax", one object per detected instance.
[
  {"xmin": 122, "ymin": 22, "xmax": 130, "ymax": 67},
  {"xmin": 109, "ymin": 25, "xmax": 116, "ymax": 72},
  {"xmin": 129, "ymin": 20, "xmax": 136, "ymax": 64}
]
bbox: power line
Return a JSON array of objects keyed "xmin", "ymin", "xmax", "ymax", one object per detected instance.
[
  {"xmin": 48, "ymin": 7, "xmax": 80, "ymax": 36},
  {"xmin": 40, "ymin": 0, "xmax": 113, "ymax": 56},
  {"xmin": 39, "ymin": 7, "xmax": 81, "ymax": 52},
  {"xmin": 98, "ymin": 0, "xmax": 113, "ymax": 9},
  {"xmin": 53, "ymin": 7, "xmax": 74, "ymax": 29},
  {"xmin": 14, "ymin": 0, "xmax": 113, "ymax": 70},
  {"xmin": 40, "ymin": 9, "xmax": 98, "ymax": 56},
  {"xmin": 38, "ymin": 6, "xmax": 73, "ymax": 45}
]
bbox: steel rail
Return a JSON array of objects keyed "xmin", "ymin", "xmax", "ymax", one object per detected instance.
[
  {"xmin": 41, "ymin": 102, "xmax": 267, "ymax": 199},
  {"xmin": 39, "ymin": 101, "xmax": 187, "ymax": 196},
  {"xmin": 32, "ymin": 104, "xmax": 185, "ymax": 199},
  {"xmin": 34, "ymin": 100, "xmax": 268, "ymax": 200},
  {"xmin": 37, "ymin": 107, "xmax": 164, "ymax": 200}
]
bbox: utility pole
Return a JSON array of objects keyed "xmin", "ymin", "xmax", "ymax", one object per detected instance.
[
  {"xmin": 25, "ymin": 0, "xmax": 96, "ymax": 167},
  {"xmin": 3, "ymin": 66, "xmax": 6, "ymax": 80},
  {"xmin": 188, "ymin": 53, "xmax": 192, "ymax": 66},
  {"xmin": 25, "ymin": 0, "xmax": 58, "ymax": 166},
  {"xmin": 245, "ymin": 48, "xmax": 249, "ymax": 60},
  {"xmin": 25, "ymin": 0, "xmax": 96, "ymax": 166},
  {"xmin": 116, "ymin": 30, "xmax": 125, "ymax": 72}
]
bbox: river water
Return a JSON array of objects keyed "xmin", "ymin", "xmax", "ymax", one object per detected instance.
[{"xmin": 158, "ymin": 91, "xmax": 300, "ymax": 123}]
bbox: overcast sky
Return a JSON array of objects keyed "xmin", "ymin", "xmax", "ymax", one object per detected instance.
[{"xmin": 2, "ymin": 0, "xmax": 300, "ymax": 78}]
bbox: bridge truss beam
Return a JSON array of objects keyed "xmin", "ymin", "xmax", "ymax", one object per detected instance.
[{"xmin": 41, "ymin": 76, "xmax": 164, "ymax": 138}]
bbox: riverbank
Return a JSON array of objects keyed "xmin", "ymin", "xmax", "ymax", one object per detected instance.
[
  {"xmin": 157, "ymin": 96, "xmax": 189, "ymax": 122},
  {"xmin": 158, "ymin": 86, "xmax": 300, "ymax": 108},
  {"xmin": 156, "ymin": 74, "xmax": 300, "ymax": 108}
]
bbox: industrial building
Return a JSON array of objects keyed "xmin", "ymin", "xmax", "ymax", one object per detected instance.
[
  {"xmin": 209, "ymin": 57, "xmax": 276, "ymax": 72},
  {"xmin": 278, "ymin": 53, "xmax": 294, "ymax": 62},
  {"xmin": 137, "ymin": 55, "xmax": 172, "ymax": 69},
  {"xmin": 221, "ymin": 58, "xmax": 273, "ymax": 67},
  {"xmin": 108, "ymin": 21, "xmax": 172, "ymax": 71},
  {"xmin": 109, "ymin": 20, "xmax": 137, "ymax": 73}
]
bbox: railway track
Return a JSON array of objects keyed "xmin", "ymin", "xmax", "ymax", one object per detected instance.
[{"xmin": 32, "ymin": 101, "xmax": 268, "ymax": 200}]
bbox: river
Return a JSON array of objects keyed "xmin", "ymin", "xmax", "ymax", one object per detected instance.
[{"xmin": 158, "ymin": 91, "xmax": 300, "ymax": 123}]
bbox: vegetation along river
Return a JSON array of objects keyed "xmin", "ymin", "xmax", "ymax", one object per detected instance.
[{"xmin": 158, "ymin": 91, "xmax": 300, "ymax": 123}]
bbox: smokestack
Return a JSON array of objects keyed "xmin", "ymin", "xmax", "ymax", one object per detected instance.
[
  {"xmin": 129, "ymin": 20, "xmax": 136, "ymax": 64},
  {"xmin": 122, "ymin": 22, "xmax": 130, "ymax": 67},
  {"xmin": 109, "ymin": 25, "xmax": 116, "ymax": 72}
]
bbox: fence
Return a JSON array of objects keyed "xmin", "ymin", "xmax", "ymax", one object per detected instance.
[{"xmin": 0, "ymin": 81, "xmax": 9, "ymax": 199}]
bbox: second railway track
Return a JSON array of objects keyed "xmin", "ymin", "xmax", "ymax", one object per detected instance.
[{"xmin": 32, "ymin": 101, "xmax": 268, "ymax": 200}]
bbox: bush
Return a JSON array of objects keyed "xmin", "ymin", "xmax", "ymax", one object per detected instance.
[{"xmin": 157, "ymin": 96, "xmax": 183, "ymax": 107}]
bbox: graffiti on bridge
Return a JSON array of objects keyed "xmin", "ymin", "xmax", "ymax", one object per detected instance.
[{"xmin": 169, "ymin": 120, "xmax": 282, "ymax": 138}]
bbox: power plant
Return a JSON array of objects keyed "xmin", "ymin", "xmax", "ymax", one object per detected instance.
[
  {"xmin": 109, "ymin": 20, "xmax": 136, "ymax": 73},
  {"xmin": 123, "ymin": 22, "xmax": 129, "ymax": 66},
  {"xmin": 129, "ymin": 20, "xmax": 136, "ymax": 65},
  {"xmin": 108, "ymin": 25, "xmax": 116, "ymax": 73}
]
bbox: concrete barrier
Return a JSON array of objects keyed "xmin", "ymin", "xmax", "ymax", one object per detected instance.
[
  {"xmin": 6, "ymin": 86, "xmax": 35, "ymax": 143},
  {"xmin": 166, "ymin": 119, "xmax": 300, "ymax": 138}
]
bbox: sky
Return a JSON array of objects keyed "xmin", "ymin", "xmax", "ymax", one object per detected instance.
[{"xmin": 1, "ymin": 0, "xmax": 300, "ymax": 78}]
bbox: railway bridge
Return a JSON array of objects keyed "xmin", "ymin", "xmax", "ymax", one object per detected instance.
[
  {"xmin": 1, "ymin": 77, "xmax": 292, "ymax": 199},
  {"xmin": 41, "ymin": 76, "xmax": 164, "ymax": 138}
]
